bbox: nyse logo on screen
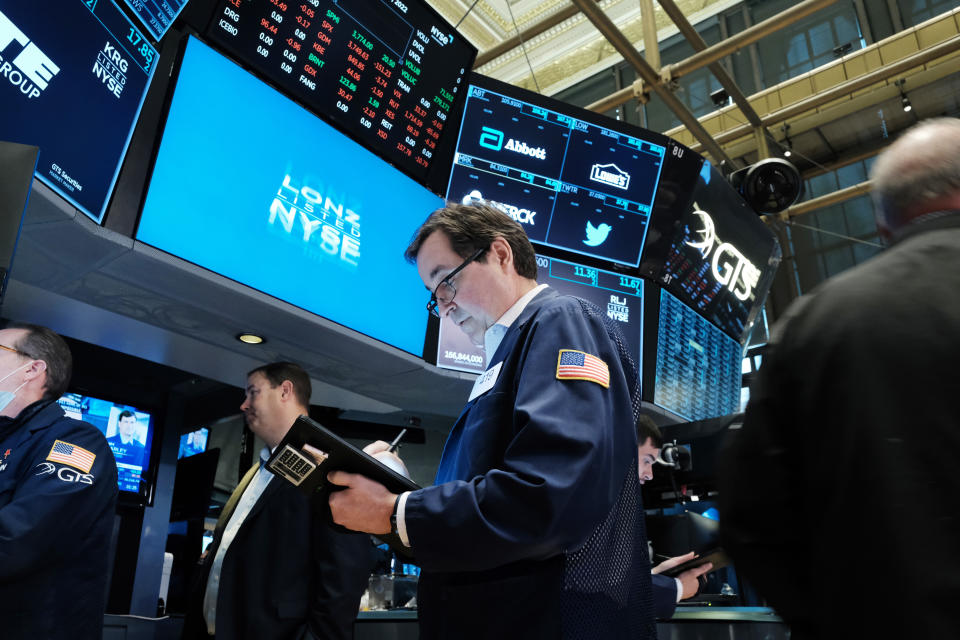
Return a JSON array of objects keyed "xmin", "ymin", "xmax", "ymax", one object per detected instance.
[
  {"xmin": 269, "ymin": 174, "xmax": 362, "ymax": 268},
  {"xmin": 92, "ymin": 42, "xmax": 129, "ymax": 99},
  {"xmin": 0, "ymin": 10, "xmax": 60, "ymax": 99},
  {"xmin": 607, "ymin": 295, "xmax": 629, "ymax": 323},
  {"xmin": 685, "ymin": 205, "xmax": 761, "ymax": 301}
]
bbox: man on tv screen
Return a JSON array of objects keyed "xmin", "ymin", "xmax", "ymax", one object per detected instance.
[
  {"xmin": 107, "ymin": 409, "xmax": 145, "ymax": 467},
  {"xmin": 327, "ymin": 203, "xmax": 657, "ymax": 639},
  {"xmin": 0, "ymin": 322, "xmax": 118, "ymax": 640}
]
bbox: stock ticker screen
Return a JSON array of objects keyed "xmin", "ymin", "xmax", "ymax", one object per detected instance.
[
  {"xmin": 446, "ymin": 77, "xmax": 668, "ymax": 268},
  {"xmin": 654, "ymin": 289, "xmax": 742, "ymax": 421},
  {"xmin": 437, "ymin": 254, "xmax": 644, "ymax": 374},
  {"xmin": 120, "ymin": 0, "xmax": 191, "ymax": 41},
  {"xmin": 0, "ymin": 1, "xmax": 157, "ymax": 223},
  {"xmin": 643, "ymin": 160, "xmax": 782, "ymax": 341},
  {"xmin": 206, "ymin": 0, "xmax": 475, "ymax": 183},
  {"xmin": 137, "ymin": 37, "xmax": 443, "ymax": 356}
]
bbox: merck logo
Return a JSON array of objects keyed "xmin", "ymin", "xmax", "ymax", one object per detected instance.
[
  {"xmin": 685, "ymin": 205, "xmax": 760, "ymax": 301},
  {"xmin": 0, "ymin": 10, "xmax": 59, "ymax": 99}
]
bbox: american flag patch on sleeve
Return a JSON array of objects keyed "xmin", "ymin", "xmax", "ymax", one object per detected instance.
[
  {"xmin": 46, "ymin": 440, "xmax": 96, "ymax": 473},
  {"xmin": 556, "ymin": 349, "xmax": 610, "ymax": 388}
]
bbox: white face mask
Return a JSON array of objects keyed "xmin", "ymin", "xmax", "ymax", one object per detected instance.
[{"xmin": 0, "ymin": 362, "xmax": 31, "ymax": 412}]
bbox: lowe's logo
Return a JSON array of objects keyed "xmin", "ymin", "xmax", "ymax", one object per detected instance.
[{"xmin": 478, "ymin": 126, "xmax": 546, "ymax": 160}]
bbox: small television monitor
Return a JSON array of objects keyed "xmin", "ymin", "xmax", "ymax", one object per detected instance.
[
  {"xmin": 119, "ymin": 0, "xmax": 190, "ymax": 42},
  {"xmin": 178, "ymin": 427, "xmax": 209, "ymax": 459},
  {"xmin": 204, "ymin": 0, "xmax": 476, "ymax": 185},
  {"xmin": 0, "ymin": 1, "xmax": 158, "ymax": 223},
  {"xmin": 435, "ymin": 253, "xmax": 644, "ymax": 375},
  {"xmin": 57, "ymin": 392, "xmax": 156, "ymax": 502},
  {"xmin": 446, "ymin": 73, "xmax": 672, "ymax": 269},
  {"xmin": 639, "ymin": 160, "xmax": 781, "ymax": 341},
  {"xmin": 137, "ymin": 36, "xmax": 444, "ymax": 357},
  {"xmin": 648, "ymin": 288, "xmax": 743, "ymax": 422}
]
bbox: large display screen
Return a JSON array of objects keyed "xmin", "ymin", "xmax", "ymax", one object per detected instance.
[
  {"xmin": 58, "ymin": 392, "xmax": 155, "ymax": 498},
  {"xmin": 437, "ymin": 254, "xmax": 644, "ymax": 375},
  {"xmin": 446, "ymin": 74, "xmax": 669, "ymax": 268},
  {"xmin": 0, "ymin": 1, "xmax": 157, "ymax": 223},
  {"xmin": 653, "ymin": 289, "xmax": 742, "ymax": 421},
  {"xmin": 640, "ymin": 160, "xmax": 781, "ymax": 341},
  {"xmin": 138, "ymin": 37, "xmax": 442, "ymax": 356},
  {"xmin": 120, "ymin": 0, "xmax": 191, "ymax": 41},
  {"xmin": 206, "ymin": 0, "xmax": 475, "ymax": 183}
]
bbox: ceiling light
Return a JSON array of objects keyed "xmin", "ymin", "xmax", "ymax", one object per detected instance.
[
  {"xmin": 781, "ymin": 124, "xmax": 793, "ymax": 158},
  {"xmin": 895, "ymin": 78, "xmax": 912, "ymax": 113},
  {"xmin": 236, "ymin": 333, "xmax": 265, "ymax": 345}
]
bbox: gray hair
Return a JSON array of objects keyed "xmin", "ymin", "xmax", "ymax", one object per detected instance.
[{"xmin": 871, "ymin": 118, "xmax": 960, "ymax": 229}]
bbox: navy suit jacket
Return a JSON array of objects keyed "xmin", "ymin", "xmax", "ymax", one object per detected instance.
[
  {"xmin": 651, "ymin": 573, "xmax": 678, "ymax": 618},
  {"xmin": 0, "ymin": 401, "xmax": 117, "ymax": 640},
  {"xmin": 406, "ymin": 288, "xmax": 656, "ymax": 639},
  {"xmin": 182, "ymin": 472, "xmax": 372, "ymax": 640}
]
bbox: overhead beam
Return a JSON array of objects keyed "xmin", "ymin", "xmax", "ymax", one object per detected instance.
[
  {"xmin": 473, "ymin": 3, "xmax": 584, "ymax": 68},
  {"xmin": 656, "ymin": 0, "xmax": 763, "ymax": 128},
  {"xmin": 569, "ymin": 0, "xmax": 737, "ymax": 168},
  {"xmin": 586, "ymin": 0, "xmax": 840, "ymax": 114},
  {"xmin": 692, "ymin": 34, "xmax": 960, "ymax": 151},
  {"xmin": 780, "ymin": 180, "xmax": 873, "ymax": 218},
  {"xmin": 665, "ymin": 0, "xmax": 841, "ymax": 81}
]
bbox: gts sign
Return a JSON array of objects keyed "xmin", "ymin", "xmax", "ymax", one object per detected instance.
[
  {"xmin": 685, "ymin": 206, "xmax": 761, "ymax": 301},
  {"xmin": 478, "ymin": 126, "xmax": 546, "ymax": 160}
]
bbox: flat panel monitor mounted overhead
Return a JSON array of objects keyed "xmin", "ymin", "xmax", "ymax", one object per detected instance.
[
  {"xmin": 649, "ymin": 288, "xmax": 743, "ymax": 422},
  {"xmin": 0, "ymin": 140, "xmax": 38, "ymax": 305},
  {"xmin": 640, "ymin": 160, "xmax": 782, "ymax": 342},
  {"xmin": 446, "ymin": 73, "xmax": 671, "ymax": 269},
  {"xmin": 204, "ymin": 0, "xmax": 476, "ymax": 186},
  {"xmin": 138, "ymin": 37, "xmax": 443, "ymax": 357},
  {"xmin": 119, "ymin": 0, "xmax": 192, "ymax": 42},
  {"xmin": 58, "ymin": 392, "xmax": 158, "ymax": 504},
  {"xmin": 0, "ymin": 1, "xmax": 158, "ymax": 223}
]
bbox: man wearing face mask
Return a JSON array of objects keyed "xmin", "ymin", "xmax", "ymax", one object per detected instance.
[{"xmin": 0, "ymin": 322, "xmax": 118, "ymax": 640}]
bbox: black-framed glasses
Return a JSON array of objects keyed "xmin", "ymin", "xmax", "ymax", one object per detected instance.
[
  {"xmin": 426, "ymin": 248, "xmax": 485, "ymax": 318},
  {"xmin": 0, "ymin": 344, "xmax": 32, "ymax": 358}
]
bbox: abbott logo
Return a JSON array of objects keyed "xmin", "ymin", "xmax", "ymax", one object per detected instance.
[
  {"xmin": 478, "ymin": 126, "xmax": 546, "ymax": 160},
  {"xmin": 0, "ymin": 10, "xmax": 60, "ymax": 99},
  {"xmin": 685, "ymin": 205, "xmax": 761, "ymax": 301},
  {"xmin": 590, "ymin": 163, "xmax": 630, "ymax": 190},
  {"xmin": 479, "ymin": 126, "xmax": 504, "ymax": 151}
]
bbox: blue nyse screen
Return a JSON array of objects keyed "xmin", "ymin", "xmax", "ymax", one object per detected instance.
[
  {"xmin": 120, "ymin": 0, "xmax": 191, "ymax": 42},
  {"xmin": 437, "ymin": 254, "xmax": 643, "ymax": 374},
  {"xmin": 138, "ymin": 37, "xmax": 442, "ymax": 356},
  {"xmin": 446, "ymin": 78, "xmax": 668, "ymax": 268},
  {"xmin": 654, "ymin": 289, "xmax": 742, "ymax": 421},
  {"xmin": 0, "ymin": 1, "xmax": 157, "ymax": 223}
]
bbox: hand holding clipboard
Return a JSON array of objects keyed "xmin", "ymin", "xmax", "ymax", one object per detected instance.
[{"xmin": 265, "ymin": 416, "xmax": 419, "ymax": 555}]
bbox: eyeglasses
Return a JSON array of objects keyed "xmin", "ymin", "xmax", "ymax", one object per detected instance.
[
  {"xmin": 0, "ymin": 344, "xmax": 32, "ymax": 358},
  {"xmin": 426, "ymin": 248, "xmax": 485, "ymax": 318}
]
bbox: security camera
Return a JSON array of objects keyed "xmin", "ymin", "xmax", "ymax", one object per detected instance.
[{"xmin": 729, "ymin": 157, "xmax": 803, "ymax": 215}]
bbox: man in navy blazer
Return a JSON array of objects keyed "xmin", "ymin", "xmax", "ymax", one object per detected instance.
[
  {"xmin": 182, "ymin": 362, "xmax": 371, "ymax": 640},
  {"xmin": 328, "ymin": 203, "xmax": 656, "ymax": 639}
]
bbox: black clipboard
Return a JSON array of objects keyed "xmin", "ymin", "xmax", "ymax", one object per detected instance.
[
  {"xmin": 659, "ymin": 548, "xmax": 730, "ymax": 577},
  {"xmin": 265, "ymin": 415, "xmax": 420, "ymax": 556}
]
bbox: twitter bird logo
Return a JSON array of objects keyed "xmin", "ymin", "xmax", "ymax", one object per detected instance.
[{"xmin": 584, "ymin": 221, "xmax": 612, "ymax": 246}]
